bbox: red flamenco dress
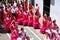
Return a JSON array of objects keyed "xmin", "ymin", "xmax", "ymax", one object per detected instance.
[
  {"xmin": 23, "ymin": 12, "xmax": 28, "ymax": 26},
  {"xmin": 33, "ymin": 15, "xmax": 40, "ymax": 29},
  {"xmin": 16, "ymin": 10, "xmax": 23, "ymax": 25},
  {"xmin": 10, "ymin": 19, "xmax": 18, "ymax": 31},
  {"xmin": 10, "ymin": 30, "xmax": 19, "ymax": 40},
  {"xmin": 28, "ymin": 12, "xmax": 33, "ymax": 26},
  {"xmin": 4, "ymin": 16, "xmax": 11, "ymax": 32},
  {"xmin": 40, "ymin": 18, "xmax": 48, "ymax": 34}
]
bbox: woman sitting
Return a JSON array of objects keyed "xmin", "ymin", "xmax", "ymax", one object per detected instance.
[
  {"xmin": 40, "ymin": 14, "xmax": 48, "ymax": 34},
  {"xmin": 4, "ymin": 14, "xmax": 11, "ymax": 32},
  {"xmin": 33, "ymin": 15, "xmax": 40, "ymax": 29},
  {"xmin": 28, "ymin": 11, "xmax": 33, "ymax": 26}
]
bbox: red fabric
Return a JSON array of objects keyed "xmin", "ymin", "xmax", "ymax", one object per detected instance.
[
  {"xmin": 24, "ymin": 1, "xmax": 27, "ymax": 7},
  {"xmin": 33, "ymin": 16, "xmax": 40, "ymax": 29},
  {"xmin": 4, "ymin": 17, "xmax": 11, "ymax": 32},
  {"xmin": 40, "ymin": 18, "xmax": 48, "ymax": 34},
  {"xmin": 28, "ymin": 14, "xmax": 33, "ymax": 26},
  {"xmin": 48, "ymin": 33, "xmax": 53, "ymax": 39},
  {"xmin": 52, "ymin": 24, "xmax": 57, "ymax": 30},
  {"xmin": 29, "ymin": 4, "xmax": 32, "ymax": 11},
  {"xmin": 16, "ymin": 10, "xmax": 23, "ymax": 24},
  {"xmin": 3, "ymin": 10, "xmax": 12, "ymax": 32},
  {"xmin": 11, "ymin": 30, "xmax": 19, "ymax": 40},
  {"xmin": 47, "ymin": 21, "xmax": 52, "ymax": 29},
  {"xmin": 10, "ymin": 20, "xmax": 18, "ymax": 31},
  {"xmin": 3, "ymin": 11, "xmax": 7, "ymax": 19},
  {"xmin": 23, "ymin": 12, "xmax": 28, "ymax": 26},
  {"xmin": 35, "ymin": 9, "xmax": 41, "ymax": 17},
  {"xmin": 43, "ymin": 19, "xmax": 48, "ymax": 27},
  {"xmin": 23, "ymin": 1, "xmax": 27, "ymax": 11}
]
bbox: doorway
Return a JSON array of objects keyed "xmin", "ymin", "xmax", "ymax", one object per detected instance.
[{"xmin": 43, "ymin": 0, "xmax": 50, "ymax": 16}]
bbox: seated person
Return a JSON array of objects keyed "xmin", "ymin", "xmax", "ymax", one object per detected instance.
[
  {"xmin": 52, "ymin": 19, "xmax": 58, "ymax": 30},
  {"xmin": 45, "ymin": 27, "xmax": 54, "ymax": 40},
  {"xmin": 40, "ymin": 14, "xmax": 48, "ymax": 34},
  {"xmin": 53, "ymin": 27, "xmax": 60, "ymax": 40},
  {"xmin": 17, "ymin": 33, "xmax": 22, "ymax": 40},
  {"xmin": 33, "ymin": 15, "xmax": 40, "ymax": 29},
  {"xmin": 28, "ymin": 11, "xmax": 33, "ymax": 26},
  {"xmin": 20, "ymin": 28, "xmax": 26, "ymax": 40}
]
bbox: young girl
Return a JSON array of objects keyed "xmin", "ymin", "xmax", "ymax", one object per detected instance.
[
  {"xmin": 21, "ymin": 28, "xmax": 26, "ymax": 40},
  {"xmin": 16, "ymin": 10, "xmax": 22, "ymax": 24},
  {"xmin": 10, "ymin": 17, "xmax": 19, "ymax": 40},
  {"xmin": 10, "ymin": 16, "xmax": 18, "ymax": 31},
  {"xmin": 35, "ymin": 3, "xmax": 41, "ymax": 18},
  {"xmin": 40, "ymin": 14, "xmax": 48, "ymax": 34},
  {"xmin": 45, "ymin": 27, "xmax": 54, "ymax": 40},
  {"xmin": 4, "ymin": 14, "xmax": 11, "ymax": 32},
  {"xmin": 28, "ymin": 11, "xmax": 33, "ymax": 26},
  {"xmin": 53, "ymin": 27, "xmax": 60, "ymax": 40},
  {"xmin": 47, "ymin": 16, "xmax": 52, "ymax": 29},
  {"xmin": 24, "ymin": 0, "xmax": 28, "ymax": 11},
  {"xmin": 33, "ymin": 15, "xmax": 40, "ymax": 29},
  {"xmin": 52, "ymin": 20, "xmax": 57, "ymax": 30},
  {"xmin": 29, "ymin": 4, "xmax": 33, "ymax": 12},
  {"xmin": 23, "ymin": 11, "xmax": 28, "ymax": 26},
  {"xmin": 16, "ymin": 8, "xmax": 23, "ymax": 25}
]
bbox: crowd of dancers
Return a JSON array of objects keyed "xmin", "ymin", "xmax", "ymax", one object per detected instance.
[
  {"xmin": 0, "ymin": 0, "xmax": 60, "ymax": 40},
  {"xmin": 40, "ymin": 13, "xmax": 60, "ymax": 40},
  {"xmin": 0, "ymin": 0, "xmax": 40, "ymax": 40}
]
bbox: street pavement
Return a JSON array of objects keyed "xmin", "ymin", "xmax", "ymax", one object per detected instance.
[{"xmin": 0, "ymin": 25, "xmax": 46, "ymax": 40}]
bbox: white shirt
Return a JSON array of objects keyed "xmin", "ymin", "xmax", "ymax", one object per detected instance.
[
  {"xmin": 13, "ymin": 2, "xmax": 17, "ymax": 7},
  {"xmin": 46, "ymin": 29, "xmax": 53, "ymax": 34},
  {"xmin": 53, "ymin": 30, "xmax": 60, "ymax": 37},
  {"xmin": 11, "ymin": 8, "xmax": 16, "ymax": 13},
  {"xmin": 53, "ymin": 30, "xmax": 60, "ymax": 34},
  {"xmin": 17, "ymin": 37, "xmax": 22, "ymax": 40},
  {"xmin": 46, "ymin": 29, "xmax": 53, "ymax": 40}
]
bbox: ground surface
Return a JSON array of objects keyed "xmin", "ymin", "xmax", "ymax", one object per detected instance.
[{"xmin": 0, "ymin": 25, "xmax": 46, "ymax": 40}]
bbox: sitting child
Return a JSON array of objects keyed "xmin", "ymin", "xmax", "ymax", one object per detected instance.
[
  {"xmin": 40, "ymin": 14, "xmax": 48, "ymax": 34},
  {"xmin": 20, "ymin": 28, "xmax": 26, "ymax": 40},
  {"xmin": 17, "ymin": 33, "xmax": 22, "ymax": 40},
  {"xmin": 53, "ymin": 27, "xmax": 60, "ymax": 40},
  {"xmin": 52, "ymin": 19, "xmax": 58, "ymax": 30},
  {"xmin": 45, "ymin": 27, "xmax": 54, "ymax": 40}
]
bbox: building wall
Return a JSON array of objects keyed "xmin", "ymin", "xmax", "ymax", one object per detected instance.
[{"xmin": 50, "ymin": 0, "xmax": 60, "ymax": 27}]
